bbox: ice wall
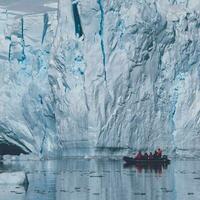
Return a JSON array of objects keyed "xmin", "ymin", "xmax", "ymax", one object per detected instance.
[
  {"xmin": 49, "ymin": 0, "xmax": 200, "ymax": 157},
  {"xmin": 0, "ymin": 0, "xmax": 200, "ymax": 157},
  {"xmin": 0, "ymin": 1, "xmax": 60, "ymax": 156}
]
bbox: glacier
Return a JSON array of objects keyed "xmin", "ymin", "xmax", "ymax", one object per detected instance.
[
  {"xmin": 0, "ymin": 0, "xmax": 200, "ymax": 157},
  {"xmin": 0, "ymin": 0, "xmax": 59, "ymax": 156}
]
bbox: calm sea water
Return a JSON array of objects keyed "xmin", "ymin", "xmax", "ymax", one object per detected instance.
[{"xmin": 0, "ymin": 158, "xmax": 200, "ymax": 200}]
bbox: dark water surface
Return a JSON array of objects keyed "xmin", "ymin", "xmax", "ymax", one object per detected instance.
[{"xmin": 0, "ymin": 158, "xmax": 200, "ymax": 200}]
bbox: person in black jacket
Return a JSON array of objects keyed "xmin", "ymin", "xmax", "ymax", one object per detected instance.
[
  {"xmin": 148, "ymin": 152, "xmax": 153, "ymax": 160},
  {"xmin": 153, "ymin": 150, "xmax": 158, "ymax": 159},
  {"xmin": 157, "ymin": 148, "xmax": 162, "ymax": 158},
  {"xmin": 143, "ymin": 152, "xmax": 148, "ymax": 160}
]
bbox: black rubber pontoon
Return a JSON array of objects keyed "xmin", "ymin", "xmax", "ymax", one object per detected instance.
[{"xmin": 123, "ymin": 156, "xmax": 170, "ymax": 165}]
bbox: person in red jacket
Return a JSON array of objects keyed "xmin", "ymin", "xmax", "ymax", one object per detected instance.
[{"xmin": 134, "ymin": 151, "xmax": 143, "ymax": 160}]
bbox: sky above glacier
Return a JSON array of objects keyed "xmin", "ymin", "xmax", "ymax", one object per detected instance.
[{"xmin": 0, "ymin": 0, "xmax": 58, "ymax": 14}]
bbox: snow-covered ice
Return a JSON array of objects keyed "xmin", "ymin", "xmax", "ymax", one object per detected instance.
[{"xmin": 0, "ymin": 0, "xmax": 200, "ymax": 157}]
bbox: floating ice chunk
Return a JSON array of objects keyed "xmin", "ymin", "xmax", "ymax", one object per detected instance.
[{"xmin": 0, "ymin": 172, "xmax": 29, "ymax": 186}]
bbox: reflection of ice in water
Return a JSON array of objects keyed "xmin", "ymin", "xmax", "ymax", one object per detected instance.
[
  {"xmin": 0, "ymin": 185, "xmax": 25, "ymax": 200},
  {"xmin": 0, "ymin": 159, "xmax": 200, "ymax": 200}
]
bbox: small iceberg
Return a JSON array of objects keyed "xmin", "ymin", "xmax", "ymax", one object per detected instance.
[{"xmin": 0, "ymin": 171, "xmax": 29, "ymax": 186}]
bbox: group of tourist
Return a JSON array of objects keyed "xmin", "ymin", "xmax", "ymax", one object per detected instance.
[{"xmin": 134, "ymin": 148, "xmax": 162, "ymax": 160}]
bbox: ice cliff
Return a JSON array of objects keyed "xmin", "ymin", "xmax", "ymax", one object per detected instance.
[
  {"xmin": 0, "ymin": 0, "xmax": 59, "ymax": 156},
  {"xmin": 0, "ymin": 0, "xmax": 200, "ymax": 157}
]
